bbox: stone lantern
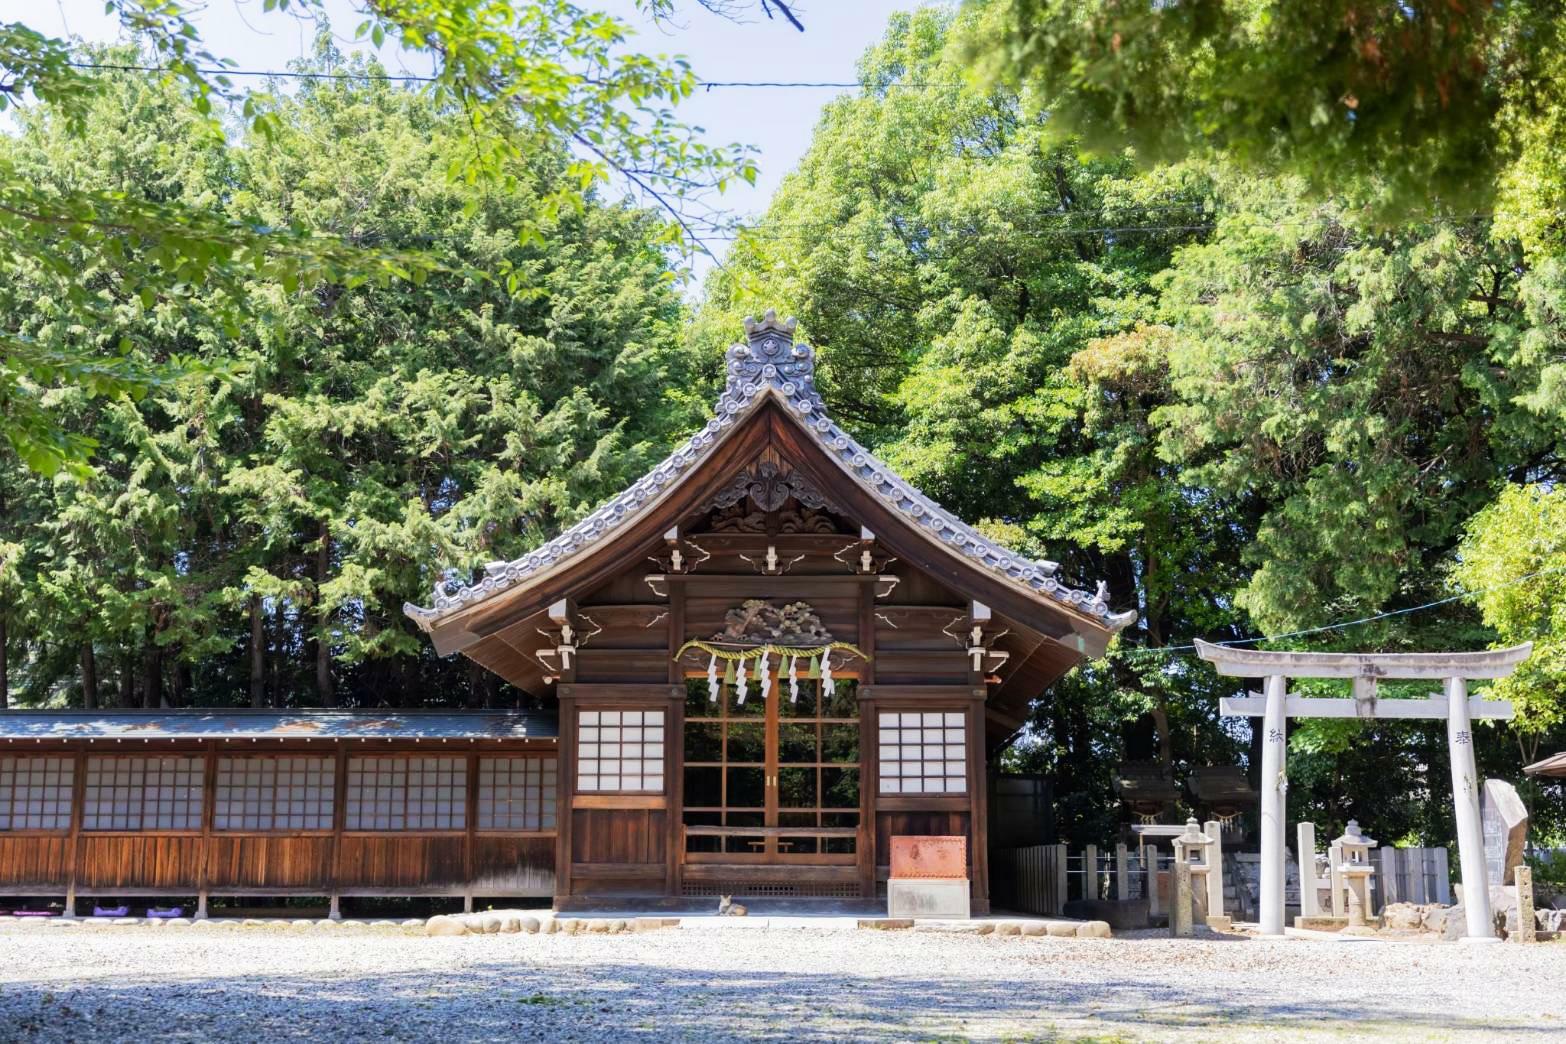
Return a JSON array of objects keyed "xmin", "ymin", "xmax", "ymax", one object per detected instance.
[
  {"xmin": 1331, "ymin": 819, "xmax": 1377, "ymax": 925},
  {"xmin": 1169, "ymin": 818, "xmax": 1212, "ymax": 937}
]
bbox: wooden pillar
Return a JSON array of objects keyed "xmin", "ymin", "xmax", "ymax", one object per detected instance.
[
  {"xmin": 463, "ymin": 748, "xmax": 478, "ymax": 912},
  {"xmin": 554, "ymin": 687, "xmax": 577, "ymax": 908},
  {"xmin": 967, "ymin": 692, "xmax": 989, "ymax": 913},
  {"xmin": 1083, "ymin": 843, "xmax": 1099, "ymax": 901},
  {"xmin": 1052, "ymin": 842, "xmax": 1068, "ymax": 915},
  {"xmin": 195, "ymin": 744, "xmax": 216, "ymax": 919},
  {"xmin": 857, "ymin": 576, "xmax": 879, "ymax": 901},
  {"xmin": 1446, "ymin": 676, "xmax": 1496, "ymax": 942},
  {"xmin": 1258, "ymin": 673, "xmax": 1288, "ymax": 936},
  {"xmin": 666, "ymin": 583, "xmax": 686, "ymax": 899},
  {"xmin": 328, "ymin": 745, "xmax": 348, "ymax": 920},
  {"xmin": 65, "ymin": 748, "xmax": 85, "ymax": 917}
]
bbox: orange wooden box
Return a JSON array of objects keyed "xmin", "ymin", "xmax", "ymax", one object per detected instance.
[{"xmin": 889, "ymin": 835, "xmax": 967, "ymax": 880}]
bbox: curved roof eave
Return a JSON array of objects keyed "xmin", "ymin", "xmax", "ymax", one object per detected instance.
[{"xmin": 404, "ymin": 312, "xmax": 1138, "ymax": 641}]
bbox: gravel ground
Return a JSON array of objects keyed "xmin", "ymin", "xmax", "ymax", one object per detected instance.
[{"xmin": 3, "ymin": 918, "xmax": 1565, "ymax": 1042}]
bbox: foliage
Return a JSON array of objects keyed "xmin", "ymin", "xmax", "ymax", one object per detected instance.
[
  {"xmin": 1454, "ymin": 485, "xmax": 1566, "ymax": 743},
  {"xmin": 0, "ymin": 54, "xmax": 702, "ymax": 710},
  {"xmin": 0, "ymin": 1, "xmax": 754, "ymax": 474},
  {"xmin": 955, "ymin": 0, "xmax": 1566, "ymax": 243}
]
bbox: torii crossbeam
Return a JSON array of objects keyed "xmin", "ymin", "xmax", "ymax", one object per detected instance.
[{"xmin": 1197, "ymin": 640, "xmax": 1532, "ymax": 941}]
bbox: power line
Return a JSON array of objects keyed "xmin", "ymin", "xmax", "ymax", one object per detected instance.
[
  {"xmin": 1122, "ymin": 563, "xmax": 1566, "ymax": 660},
  {"xmin": 62, "ymin": 61, "xmax": 957, "ymax": 91}
]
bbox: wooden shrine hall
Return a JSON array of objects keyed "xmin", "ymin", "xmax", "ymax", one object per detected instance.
[{"xmin": 0, "ymin": 313, "xmax": 1134, "ymax": 914}]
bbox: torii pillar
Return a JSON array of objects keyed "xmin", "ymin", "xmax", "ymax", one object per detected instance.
[{"xmin": 1197, "ymin": 640, "xmax": 1532, "ymax": 942}]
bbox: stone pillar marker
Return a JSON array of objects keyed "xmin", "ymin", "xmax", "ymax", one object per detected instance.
[
  {"xmin": 1515, "ymin": 866, "xmax": 1537, "ymax": 944},
  {"xmin": 1203, "ymin": 819, "xmax": 1224, "ymax": 921},
  {"xmin": 1297, "ymin": 822, "xmax": 1321, "ymax": 917}
]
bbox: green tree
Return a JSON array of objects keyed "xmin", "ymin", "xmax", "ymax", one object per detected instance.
[
  {"xmin": 2, "ymin": 52, "xmax": 702, "ymax": 710},
  {"xmin": 956, "ymin": 0, "xmax": 1566, "ymax": 242},
  {"xmin": 1, "ymin": 1, "xmax": 756, "ymax": 473}
]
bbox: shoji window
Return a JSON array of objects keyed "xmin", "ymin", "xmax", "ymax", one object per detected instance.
[
  {"xmin": 877, "ymin": 711, "xmax": 967, "ymax": 795},
  {"xmin": 83, "ymin": 756, "xmax": 203, "ymax": 830},
  {"xmin": 215, "ymin": 756, "xmax": 335, "ymax": 831},
  {"xmin": 477, "ymin": 757, "xmax": 557, "ymax": 830},
  {"xmin": 577, "ymin": 709, "xmax": 664, "ymax": 793},
  {"xmin": 0, "ymin": 756, "xmax": 75, "ymax": 831},
  {"xmin": 345, "ymin": 755, "xmax": 466, "ymax": 831}
]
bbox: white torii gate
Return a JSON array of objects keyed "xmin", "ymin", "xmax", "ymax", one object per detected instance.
[{"xmin": 1198, "ymin": 640, "xmax": 1532, "ymax": 942}]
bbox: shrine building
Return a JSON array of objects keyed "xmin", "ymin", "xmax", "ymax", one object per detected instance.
[{"xmin": 0, "ymin": 313, "xmax": 1133, "ymax": 914}]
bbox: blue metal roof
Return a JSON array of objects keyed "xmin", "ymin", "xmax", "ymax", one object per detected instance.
[{"xmin": 0, "ymin": 709, "xmax": 557, "ymax": 741}]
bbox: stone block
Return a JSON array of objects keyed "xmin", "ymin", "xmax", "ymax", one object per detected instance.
[
  {"xmin": 520, "ymin": 917, "xmax": 542, "ymax": 934},
  {"xmin": 1019, "ymin": 922, "xmax": 1048, "ymax": 937},
  {"xmin": 1421, "ymin": 905, "xmax": 1452, "ymax": 934},
  {"xmin": 425, "ymin": 915, "xmax": 469, "ymax": 937},
  {"xmin": 401, "ymin": 918, "xmax": 425, "ymax": 929},
  {"xmin": 499, "ymin": 915, "xmax": 523, "ymax": 934},
  {"xmin": 633, "ymin": 917, "xmax": 677, "ymax": 932},
  {"xmin": 1382, "ymin": 903, "xmax": 1426, "ymax": 931},
  {"xmin": 858, "ymin": 918, "xmax": 913, "ymax": 930},
  {"xmin": 541, "ymin": 918, "xmax": 559, "ymax": 934},
  {"xmin": 887, "ymin": 878, "xmax": 970, "ymax": 920},
  {"xmin": 1076, "ymin": 921, "xmax": 1112, "ymax": 939},
  {"xmin": 1046, "ymin": 922, "xmax": 1077, "ymax": 938},
  {"xmin": 1293, "ymin": 915, "xmax": 1348, "ymax": 932},
  {"xmin": 1204, "ymin": 915, "xmax": 1233, "ymax": 932},
  {"xmin": 994, "ymin": 922, "xmax": 1021, "ymax": 937},
  {"xmin": 1443, "ymin": 906, "xmax": 1467, "ymax": 941}
]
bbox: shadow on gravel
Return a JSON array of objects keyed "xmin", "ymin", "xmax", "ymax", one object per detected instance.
[{"xmin": 1, "ymin": 943, "xmax": 1554, "ymax": 1042}]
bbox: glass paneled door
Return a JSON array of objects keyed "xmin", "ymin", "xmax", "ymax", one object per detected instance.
[{"xmin": 682, "ymin": 675, "xmax": 859, "ymax": 863}]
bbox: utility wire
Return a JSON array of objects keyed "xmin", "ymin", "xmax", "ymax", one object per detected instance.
[
  {"xmin": 63, "ymin": 60, "xmax": 958, "ymax": 91},
  {"xmin": 1122, "ymin": 563, "xmax": 1566, "ymax": 660}
]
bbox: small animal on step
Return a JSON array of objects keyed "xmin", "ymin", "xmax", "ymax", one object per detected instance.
[{"xmin": 717, "ymin": 894, "xmax": 748, "ymax": 917}]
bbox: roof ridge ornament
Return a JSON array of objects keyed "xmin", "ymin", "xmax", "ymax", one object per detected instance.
[{"xmin": 721, "ymin": 309, "xmax": 823, "ymax": 416}]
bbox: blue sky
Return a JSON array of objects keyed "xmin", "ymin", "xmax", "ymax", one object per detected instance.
[{"xmin": 36, "ymin": 0, "xmax": 933, "ymax": 284}]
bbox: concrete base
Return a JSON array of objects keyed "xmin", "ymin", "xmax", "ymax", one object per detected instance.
[
  {"xmin": 1460, "ymin": 935, "xmax": 1503, "ymax": 945},
  {"xmin": 887, "ymin": 878, "xmax": 970, "ymax": 920}
]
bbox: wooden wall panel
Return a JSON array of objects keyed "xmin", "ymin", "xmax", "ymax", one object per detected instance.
[
  {"xmin": 570, "ymin": 809, "xmax": 666, "ymax": 865},
  {"xmin": 874, "ymin": 650, "xmax": 971, "ymax": 685},
  {"xmin": 77, "ymin": 836, "xmax": 201, "ymax": 890},
  {"xmin": 206, "ymin": 836, "xmax": 333, "ymax": 891},
  {"xmin": 471, "ymin": 836, "xmax": 555, "ymax": 895},
  {"xmin": 573, "ymin": 648, "xmax": 667, "ymax": 684},
  {"xmin": 0, "ymin": 836, "xmax": 71, "ymax": 889},
  {"xmin": 335, "ymin": 836, "xmax": 467, "ymax": 889}
]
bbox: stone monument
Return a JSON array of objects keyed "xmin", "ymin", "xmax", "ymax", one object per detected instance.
[{"xmin": 1481, "ymin": 779, "xmax": 1528, "ymax": 887}]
